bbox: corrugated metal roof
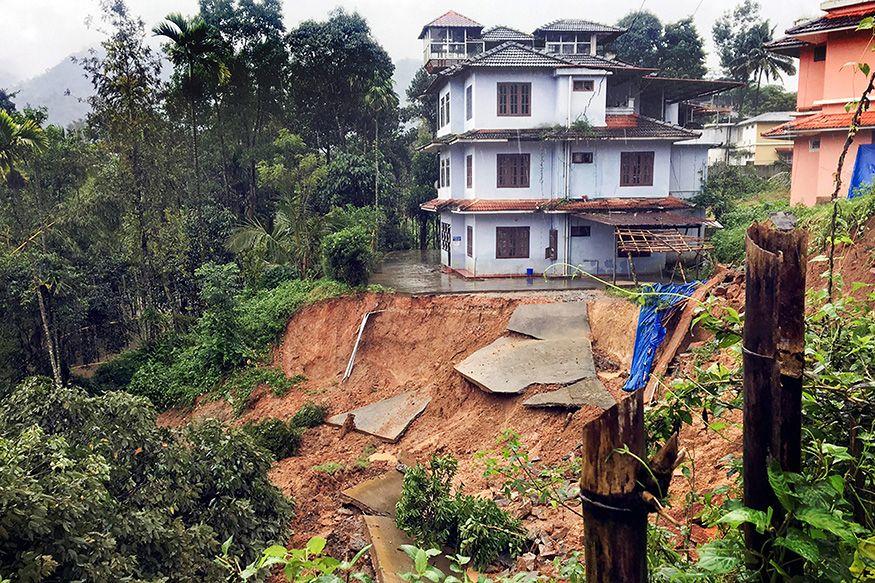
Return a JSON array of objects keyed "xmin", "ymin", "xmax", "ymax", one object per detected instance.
[
  {"xmin": 737, "ymin": 111, "xmax": 796, "ymax": 126},
  {"xmin": 482, "ymin": 26, "xmax": 533, "ymax": 41},
  {"xmin": 575, "ymin": 210, "xmax": 708, "ymax": 227},
  {"xmin": 534, "ymin": 19, "xmax": 625, "ymax": 34},
  {"xmin": 419, "ymin": 11, "xmax": 482, "ymax": 38},
  {"xmin": 762, "ymin": 111, "xmax": 875, "ymax": 137}
]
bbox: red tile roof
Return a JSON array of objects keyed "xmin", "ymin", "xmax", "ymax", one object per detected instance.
[
  {"xmin": 419, "ymin": 11, "xmax": 482, "ymax": 38},
  {"xmin": 605, "ymin": 114, "xmax": 639, "ymax": 129},
  {"xmin": 549, "ymin": 196, "xmax": 692, "ymax": 212},
  {"xmin": 826, "ymin": 2, "xmax": 875, "ymax": 18},
  {"xmin": 762, "ymin": 111, "xmax": 875, "ymax": 137},
  {"xmin": 420, "ymin": 196, "xmax": 693, "ymax": 213}
]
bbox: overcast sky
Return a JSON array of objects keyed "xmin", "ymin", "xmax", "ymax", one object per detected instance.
[{"xmin": 0, "ymin": 0, "xmax": 825, "ymax": 87}]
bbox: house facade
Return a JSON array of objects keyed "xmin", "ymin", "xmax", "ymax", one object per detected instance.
[
  {"xmin": 765, "ymin": 0, "xmax": 875, "ymax": 205},
  {"xmin": 419, "ymin": 12, "xmax": 735, "ymax": 277}
]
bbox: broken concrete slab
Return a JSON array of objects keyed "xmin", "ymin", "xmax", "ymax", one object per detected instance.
[
  {"xmin": 455, "ymin": 336, "xmax": 596, "ymax": 394},
  {"xmin": 522, "ymin": 378, "xmax": 616, "ymax": 410},
  {"xmin": 340, "ymin": 470, "xmax": 404, "ymax": 517},
  {"xmin": 363, "ymin": 515, "xmax": 451, "ymax": 583},
  {"xmin": 507, "ymin": 302, "xmax": 590, "ymax": 340},
  {"xmin": 327, "ymin": 392, "xmax": 430, "ymax": 443}
]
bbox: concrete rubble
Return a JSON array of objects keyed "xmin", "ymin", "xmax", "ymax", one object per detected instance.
[{"xmin": 327, "ymin": 392, "xmax": 430, "ymax": 442}]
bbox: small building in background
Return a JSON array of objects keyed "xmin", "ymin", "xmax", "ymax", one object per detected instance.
[
  {"xmin": 765, "ymin": 0, "xmax": 875, "ymax": 205},
  {"xmin": 700, "ymin": 112, "xmax": 795, "ymax": 167}
]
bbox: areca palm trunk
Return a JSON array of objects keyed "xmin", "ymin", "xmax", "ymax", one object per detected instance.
[
  {"xmin": 36, "ymin": 283, "xmax": 62, "ymax": 388},
  {"xmin": 374, "ymin": 116, "xmax": 379, "ymax": 250}
]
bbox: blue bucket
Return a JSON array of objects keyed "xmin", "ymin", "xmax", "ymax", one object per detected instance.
[{"xmin": 526, "ymin": 268, "xmax": 534, "ymax": 277}]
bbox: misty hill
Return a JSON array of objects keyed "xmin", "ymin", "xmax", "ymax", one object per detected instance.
[
  {"xmin": 393, "ymin": 58, "xmax": 421, "ymax": 105},
  {"xmin": 12, "ymin": 50, "xmax": 96, "ymax": 127},
  {"xmin": 9, "ymin": 51, "xmax": 422, "ymax": 127}
]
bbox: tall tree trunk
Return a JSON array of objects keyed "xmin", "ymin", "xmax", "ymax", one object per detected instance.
[
  {"xmin": 753, "ymin": 69, "xmax": 764, "ymax": 115},
  {"xmin": 36, "ymin": 283, "xmax": 62, "ymax": 388},
  {"xmin": 191, "ymin": 98, "xmax": 200, "ymax": 199},
  {"xmin": 374, "ymin": 118, "xmax": 380, "ymax": 249}
]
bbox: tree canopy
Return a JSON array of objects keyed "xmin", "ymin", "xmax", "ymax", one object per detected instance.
[{"xmin": 612, "ymin": 11, "xmax": 707, "ymax": 78}]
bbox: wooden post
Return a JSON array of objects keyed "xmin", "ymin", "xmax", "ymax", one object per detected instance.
[
  {"xmin": 742, "ymin": 214, "xmax": 807, "ymax": 568},
  {"xmin": 581, "ymin": 391, "xmax": 646, "ymax": 583}
]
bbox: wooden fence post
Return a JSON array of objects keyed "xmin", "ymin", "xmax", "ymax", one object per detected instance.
[
  {"xmin": 581, "ymin": 390, "xmax": 646, "ymax": 583},
  {"xmin": 742, "ymin": 214, "xmax": 807, "ymax": 567}
]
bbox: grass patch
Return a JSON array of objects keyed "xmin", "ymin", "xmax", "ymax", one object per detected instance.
[
  {"xmin": 225, "ymin": 367, "xmax": 306, "ymax": 417},
  {"xmin": 242, "ymin": 418, "xmax": 303, "ymax": 460},
  {"xmin": 291, "ymin": 402, "xmax": 327, "ymax": 428},
  {"xmin": 313, "ymin": 461, "xmax": 344, "ymax": 475}
]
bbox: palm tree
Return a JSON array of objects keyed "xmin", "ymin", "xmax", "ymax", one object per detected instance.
[
  {"xmin": 153, "ymin": 13, "xmax": 228, "ymax": 198},
  {"xmin": 729, "ymin": 24, "xmax": 796, "ymax": 115},
  {"xmin": 364, "ymin": 76, "xmax": 399, "ymax": 246},
  {"xmin": 0, "ymin": 109, "xmax": 48, "ymax": 187}
]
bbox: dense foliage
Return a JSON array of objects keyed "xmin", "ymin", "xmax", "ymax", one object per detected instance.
[
  {"xmin": 0, "ymin": 376, "xmax": 292, "ymax": 581},
  {"xmin": 0, "ymin": 0, "xmax": 437, "ymax": 397},
  {"xmin": 395, "ymin": 455, "xmax": 527, "ymax": 570},
  {"xmin": 643, "ymin": 285, "xmax": 875, "ymax": 581},
  {"xmin": 612, "ymin": 11, "xmax": 707, "ymax": 79}
]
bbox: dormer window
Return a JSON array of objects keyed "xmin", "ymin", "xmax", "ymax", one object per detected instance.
[{"xmin": 545, "ymin": 33, "xmax": 593, "ymax": 55}]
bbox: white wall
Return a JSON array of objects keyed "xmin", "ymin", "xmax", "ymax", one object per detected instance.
[
  {"xmin": 589, "ymin": 141, "xmax": 673, "ymax": 198},
  {"xmin": 472, "ymin": 69, "xmax": 558, "ymax": 129},
  {"xmin": 468, "ymin": 213, "xmax": 567, "ymax": 275},
  {"xmin": 669, "ymin": 144, "xmax": 709, "ymax": 198},
  {"xmin": 568, "ymin": 217, "xmax": 666, "ymax": 275},
  {"xmin": 436, "ymin": 77, "xmax": 466, "ymax": 138},
  {"xmin": 468, "ymin": 141, "xmax": 557, "ymax": 199},
  {"xmin": 555, "ymin": 72, "xmax": 608, "ymax": 127},
  {"xmin": 443, "ymin": 139, "xmax": 692, "ymax": 200}
]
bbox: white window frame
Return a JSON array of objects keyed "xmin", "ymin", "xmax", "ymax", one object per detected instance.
[
  {"xmin": 545, "ymin": 33, "xmax": 594, "ymax": 55},
  {"xmin": 809, "ymin": 137, "xmax": 821, "ymax": 152}
]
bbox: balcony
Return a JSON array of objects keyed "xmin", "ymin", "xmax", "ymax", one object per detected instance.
[{"xmin": 424, "ymin": 41, "xmax": 484, "ymax": 72}]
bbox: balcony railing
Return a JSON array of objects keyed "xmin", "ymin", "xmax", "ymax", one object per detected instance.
[{"xmin": 424, "ymin": 41, "xmax": 484, "ymax": 62}]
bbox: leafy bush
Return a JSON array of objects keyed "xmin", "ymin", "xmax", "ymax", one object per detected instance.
[
  {"xmin": 241, "ymin": 418, "xmax": 303, "ymax": 460},
  {"xmin": 692, "ymin": 164, "xmax": 771, "ymax": 221},
  {"xmin": 0, "ymin": 377, "xmax": 292, "ymax": 581},
  {"xmin": 120, "ymin": 275, "xmax": 352, "ymax": 410},
  {"xmin": 292, "ymin": 402, "xmax": 328, "ymax": 428},
  {"xmin": 711, "ymin": 199, "xmax": 790, "ymax": 264},
  {"xmin": 321, "ymin": 226, "xmax": 373, "ymax": 286},
  {"xmin": 224, "ymin": 367, "xmax": 305, "ymax": 416},
  {"xmin": 396, "ymin": 455, "xmax": 459, "ymax": 549},
  {"xmin": 91, "ymin": 347, "xmax": 152, "ymax": 391},
  {"xmin": 395, "ymin": 454, "xmax": 527, "ymax": 570}
]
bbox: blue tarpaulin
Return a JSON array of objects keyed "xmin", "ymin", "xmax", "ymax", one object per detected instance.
[
  {"xmin": 623, "ymin": 281, "xmax": 701, "ymax": 392},
  {"xmin": 849, "ymin": 143, "xmax": 875, "ymax": 199}
]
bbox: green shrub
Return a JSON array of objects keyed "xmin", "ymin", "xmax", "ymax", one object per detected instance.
[
  {"xmin": 0, "ymin": 377, "xmax": 292, "ymax": 581},
  {"xmin": 693, "ymin": 164, "xmax": 771, "ymax": 221},
  {"xmin": 454, "ymin": 495, "xmax": 527, "ymax": 570},
  {"xmin": 113, "ymin": 277, "xmax": 352, "ymax": 411},
  {"xmin": 241, "ymin": 418, "xmax": 303, "ymax": 460},
  {"xmin": 291, "ymin": 402, "xmax": 327, "ymax": 428},
  {"xmin": 395, "ymin": 454, "xmax": 527, "ymax": 570},
  {"xmin": 91, "ymin": 348, "xmax": 151, "ymax": 391},
  {"xmin": 321, "ymin": 226, "xmax": 373, "ymax": 286},
  {"xmin": 711, "ymin": 199, "xmax": 790, "ymax": 264},
  {"xmin": 225, "ymin": 367, "xmax": 305, "ymax": 416}
]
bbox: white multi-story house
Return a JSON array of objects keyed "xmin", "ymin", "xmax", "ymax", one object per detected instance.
[{"xmin": 419, "ymin": 12, "xmax": 737, "ymax": 278}]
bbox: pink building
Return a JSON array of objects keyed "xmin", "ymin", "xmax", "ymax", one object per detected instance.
[{"xmin": 766, "ymin": 0, "xmax": 875, "ymax": 205}]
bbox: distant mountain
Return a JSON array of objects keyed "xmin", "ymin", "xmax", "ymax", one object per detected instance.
[
  {"xmin": 393, "ymin": 58, "xmax": 421, "ymax": 105},
  {"xmin": 12, "ymin": 50, "xmax": 96, "ymax": 127}
]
